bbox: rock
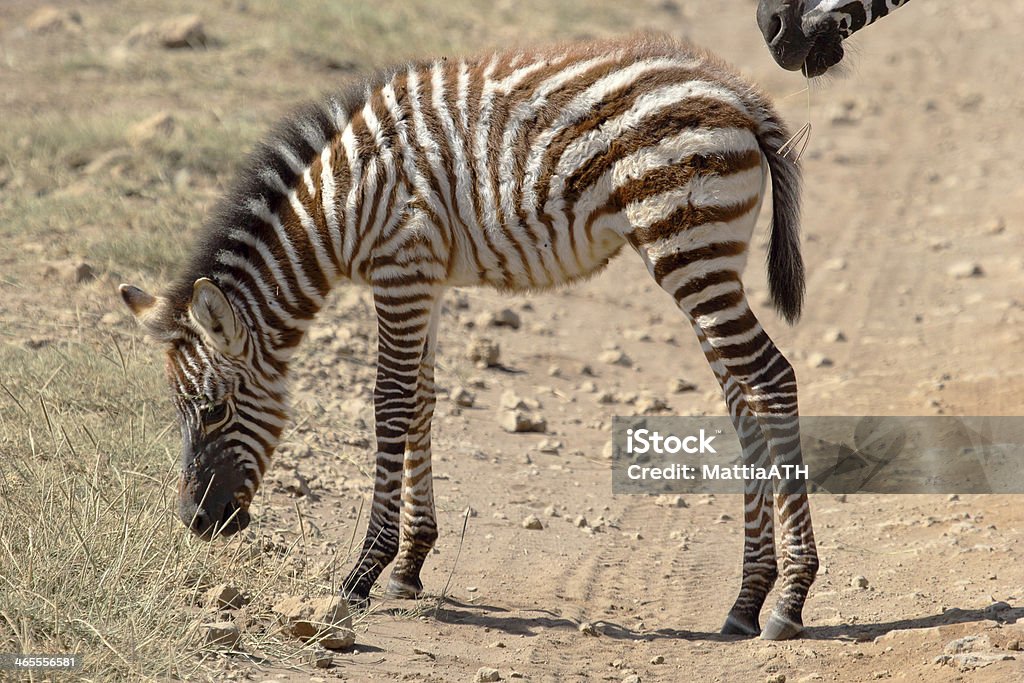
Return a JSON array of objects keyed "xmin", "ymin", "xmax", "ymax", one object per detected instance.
[
  {"xmin": 599, "ymin": 350, "xmax": 632, "ymax": 367},
  {"xmin": 543, "ymin": 505, "xmax": 559, "ymax": 517},
  {"xmin": 521, "ymin": 515, "xmax": 544, "ymax": 530},
  {"xmin": 272, "ymin": 596, "xmax": 355, "ymax": 650},
  {"xmin": 451, "ymin": 387, "xmax": 476, "ymax": 408},
  {"xmin": 309, "ymin": 647, "xmax": 333, "ymax": 668},
  {"xmin": 807, "ymin": 353, "xmax": 833, "ymax": 369},
  {"xmin": 1006, "ymin": 640, "xmax": 1020, "ymax": 651},
  {"xmin": 596, "ymin": 391, "xmax": 617, "ymax": 404},
  {"xmin": 602, "ymin": 442, "xmax": 615, "ymax": 459},
  {"xmin": 468, "ymin": 337, "xmax": 501, "ymax": 368},
  {"xmin": 128, "ymin": 112, "xmax": 178, "ymax": 146},
  {"xmin": 668, "ymin": 378, "xmax": 697, "ymax": 393},
  {"xmin": 26, "ymin": 7, "xmax": 82, "ymax": 33},
  {"xmin": 547, "ymin": 364, "xmax": 563, "ymax": 378},
  {"xmin": 202, "ymin": 621, "xmax": 240, "ymax": 648},
  {"xmin": 538, "ymin": 439, "xmax": 562, "ymax": 454},
  {"xmin": 578, "ymin": 621, "xmax": 602, "ymax": 636},
  {"xmin": 475, "ymin": 668, "xmax": 501, "ymax": 682},
  {"xmin": 823, "ymin": 328, "xmax": 847, "ymax": 343},
  {"xmin": 622, "ymin": 675, "xmax": 642, "ymax": 683},
  {"xmin": 574, "ymin": 515, "xmax": 589, "ymax": 528},
  {"xmin": 501, "ymin": 390, "xmax": 540, "ymax": 411},
  {"xmin": 493, "ymin": 308, "xmax": 521, "ymax": 329},
  {"xmin": 947, "ymin": 261, "xmax": 984, "ymax": 279},
  {"xmin": 159, "ymin": 15, "xmax": 207, "ymax": 48},
  {"xmin": 851, "ymin": 575, "xmax": 869, "ymax": 589},
  {"xmin": 654, "ymin": 495, "xmax": 687, "ymax": 508},
  {"xmin": 636, "ymin": 396, "xmax": 669, "ymax": 414},
  {"xmin": 500, "ymin": 410, "xmax": 546, "ymax": 433},
  {"xmin": 205, "ymin": 583, "xmax": 247, "ymax": 610},
  {"xmin": 650, "ymin": 654, "xmax": 665, "ymax": 664},
  {"xmin": 765, "ymin": 675, "xmax": 786, "ymax": 683}
]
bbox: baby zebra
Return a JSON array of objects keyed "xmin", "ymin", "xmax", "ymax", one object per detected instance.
[{"xmin": 120, "ymin": 34, "xmax": 817, "ymax": 640}]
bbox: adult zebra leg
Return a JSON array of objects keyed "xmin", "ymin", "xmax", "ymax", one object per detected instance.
[
  {"xmin": 342, "ymin": 282, "xmax": 441, "ymax": 606},
  {"xmin": 693, "ymin": 325, "xmax": 778, "ymax": 636},
  {"xmin": 386, "ymin": 297, "xmax": 442, "ymax": 599},
  {"xmin": 690, "ymin": 292, "xmax": 817, "ymax": 641}
]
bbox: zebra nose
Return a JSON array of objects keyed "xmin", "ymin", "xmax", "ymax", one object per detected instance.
[{"xmin": 760, "ymin": 7, "xmax": 786, "ymax": 46}]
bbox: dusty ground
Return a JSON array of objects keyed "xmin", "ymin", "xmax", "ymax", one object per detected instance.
[{"xmin": 1, "ymin": 0, "xmax": 1023, "ymax": 681}]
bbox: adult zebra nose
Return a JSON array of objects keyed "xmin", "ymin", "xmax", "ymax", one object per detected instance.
[{"xmin": 756, "ymin": 1, "xmax": 810, "ymax": 71}]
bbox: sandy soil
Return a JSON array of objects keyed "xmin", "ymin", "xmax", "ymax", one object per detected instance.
[{"xmin": 2, "ymin": 0, "xmax": 1023, "ymax": 681}]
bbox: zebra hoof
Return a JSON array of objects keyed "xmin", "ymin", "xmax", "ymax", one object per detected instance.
[
  {"xmin": 385, "ymin": 574, "xmax": 423, "ymax": 599},
  {"xmin": 341, "ymin": 589, "xmax": 372, "ymax": 611},
  {"xmin": 721, "ymin": 613, "xmax": 761, "ymax": 637},
  {"xmin": 760, "ymin": 612, "xmax": 804, "ymax": 641}
]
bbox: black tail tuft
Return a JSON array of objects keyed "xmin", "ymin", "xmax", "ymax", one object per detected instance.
[{"xmin": 758, "ymin": 132, "xmax": 805, "ymax": 324}]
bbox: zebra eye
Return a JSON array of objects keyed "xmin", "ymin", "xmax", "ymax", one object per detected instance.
[{"xmin": 202, "ymin": 401, "xmax": 229, "ymax": 428}]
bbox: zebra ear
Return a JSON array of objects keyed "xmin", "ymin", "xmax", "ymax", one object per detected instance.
[
  {"xmin": 119, "ymin": 283, "xmax": 175, "ymax": 341},
  {"xmin": 189, "ymin": 278, "xmax": 246, "ymax": 356}
]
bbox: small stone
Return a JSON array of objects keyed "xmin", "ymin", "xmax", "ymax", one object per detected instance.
[
  {"xmin": 948, "ymin": 494, "xmax": 960, "ymax": 502},
  {"xmin": 668, "ymin": 378, "xmax": 697, "ymax": 393},
  {"xmin": 823, "ymin": 328, "xmax": 847, "ymax": 343},
  {"xmin": 309, "ymin": 647, "xmax": 332, "ymax": 668},
  {"xmin": 574, "ymin": 515, "xmax": 589, "ymax": 528},
  {"xmin": 622, "ymin": 675, "xmax": 642, "ymax": 683},
  {"xmin": 500, "ymin": 410, "xmax": 546, "ymax": 433},
  {"xmin": 26, "ymin": 7, "xmax": 82, "ymax": 33},
  {"xmin": 451, "ymin": 387, "xmax": 476, "ymax": 408},
  {"xmin": 547, "ymin": 364, "xmax": 563, "ymax": 378},
  {"xmin": 272, "ymin": 596, "xmax": 355, "ymax": 650},
  {"xmin": 765, "ymin": 675, "xmax": 786, "ymax": 683},
  {"xmin": 522, "ymin": 515, "xmax": 544, "ymax": 530},
  {"xmin": 543, "ymin": 505, "xmax": 559, "ymax": 518},
  {"xmin": 578, "ymin": 621, "xmax": 602, "ymax": 636},
  {"xmin": 823, "ymin": 258, "xmax": 847, "ymax": 271},
  {"xmin": 654, "ymin": 495, "xmax": 687, "ymax": 508},
  {"xmin": 205, "ymin": 583, "xmax": 247, "ymax": 610},
  {"xmin": 947, "ymin": 261, "xmax": 984, "ymax": 279},
  {"xmin": 851, "ymin": 575, "xmax": 869, "ymax": 589},
  {"xmin": 538, "ymin": 439, "xmax": 562, "ymax": 454},
  {"xmin": 1006, "ymin": 640, "xmax": 1020, "ymax": 651},
  {"xmin": 596, "ymin": 391, "xmax": 617, "ymax": 404},
  {"xmin": 493, "ymin": 308, "xmax": 521, "ymax": 329},
  {"xmin": 650, "ymin": 655, "xmax": 665, "ymax": 665},
  {"xmin": 475, "ymin": 668, "xmax": 501, "ymax": 682},
  {"xmin": 807, "ymin": 353, "xmax": 833, "ymax": 369},
  {"xmin": 580, "ymin": 364, "xmax": 595, "ymax": 376},
  {"xmin": 202, "ymin": 621, "xmax": 240, "ymax": 648},
  {"xmin": 468, "ymin": 337, "xmax": 501, "ymax": 368},
  {"xmin": 500, "ymin": 390, "xmax": 540, "ymax": 410},
  {"xmin": 599, "ymin": 350, "xmax": 632, "ymax": 367},
  {"xmin": 636, "ymin": 396, "xmax": 669, "ymax": 414},
  {"xmin": 602, "ymin": 442, "xmax": 615, "ymax": 459}
]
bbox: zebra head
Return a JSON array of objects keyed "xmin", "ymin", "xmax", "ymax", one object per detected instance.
[
  {"xmin": 119, "ymin": 278, "xmax": 286, "ymax": 541},
  {"xmin": 757, "ymin": 1, "xmax": 909, "ymax": 77}
]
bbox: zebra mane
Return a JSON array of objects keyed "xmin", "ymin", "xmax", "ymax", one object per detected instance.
[{"xmin": 157, "ymin": 77, "xmax": 380, "ymax": 328}]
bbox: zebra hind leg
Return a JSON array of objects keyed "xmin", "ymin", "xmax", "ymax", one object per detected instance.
[
  {"xmin": 387, "ymin": 299, "xmax": 442, "ymax": 599},
  {"xmin": 689, "ymin": 292, "xmax": 817, "ymax": 640},
  {"xmin": 341, "ymin": 283, "xmax": 441, "ymax": 607},
  {"xmin": 692, "ymin": 325, "xmax": 778, "ymax": 636}
]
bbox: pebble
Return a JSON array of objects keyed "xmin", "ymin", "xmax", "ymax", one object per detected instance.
[
  {"xmin": 947, "ymin": 261, "xmax": 984, "ymax": 279},
  {"xmin": 475, "ymin": 668, "xmax": 501, "ymax": 682},
  {"xmin": 467, "ymin": 337, "xmax": 501, "ymax": 368},
  {"xmin": 654, "ymin": 495, "xmax": 687, "ymax": 508},
  {"xmin": 204, "ymin": 583, "xmax": 247, "ymax": 610},
  {"xmin": 500, "ymin": 410, "xmax": 547, "ymax": 433},
  {"xmin": 309, "ymin": 647, "xmax": 332, "ymax": 668},
  {"xmin": 543, "ymin": 505, "xmax": 559, "ymax": 517},
  {"xmin": 522, "ymin": 514, "xmax": 544, "ymax": 530},
  {"xmin": 807, "ymin": 352, "xmax": 834, "ymax": 369},
  {"xmin": 823, "ymin": 328, "xmax": 847, "ymax": 343},
  {"xmin": 202, "ymin": 621, "xmax": 240, "ymax": 648},
  {"xmin": 451, "ymin": 387, "xmax": 476, "ymax": 408},
  {"xmin": 272, "ymin": 596, "xmax": 355, "ymax": 650},
  {"xmin": 501, "ymin": 390, "xmax": 540, "ymax": 410},
  {"xmin": 599, "ymin": 350, "xmax": 633, "ymax": 367},
  {"xmin": 635, "ymin": 396, "xmax": 669, "ymax": 414},
  {"xmin": 574, "ymin": 515, "xmax": 589, "ymax": 528},
  {"xmin": 622, "ymin": 675, "xmax": 642, "ymax": 683},
  {"xmin": 538, "ymin": 439, "xmax": 562, "ymax": 454},
  {"xmin": 548, "ymin": 364, "xmax": 563, "ymax": 378},
  {"xmin": 851, "ymin": 575, "xmax": 869, "ymax": 589},
  {"xmin": 650, "ymin": 654, "xmax": 665, "ymax": 664},
  {"xmin": 493, "ymin": 308, "xmax": 521, "ymax": 329},
  {"xmin": 158, "ymin": 15, "xmax": 207, "ymax": 48},
  {"xmin": 765, "ymin": 675, "xmax": 786, "ymax": 683},
  {"xmin": 579, "ymin": 621, "xmax": 602, "ymax": 636},
  {"xmin": 668, "ymin": 378, "xmax": 697, "ymax": 393}
]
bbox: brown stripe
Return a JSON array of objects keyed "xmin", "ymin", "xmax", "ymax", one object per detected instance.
[
  {"xmin": 651, "ymin": 240, "xmax": 747, "ymax": 284},
  {"xmin": 631, "ymin": 194, "xmax": 759, "ymax": 246}
]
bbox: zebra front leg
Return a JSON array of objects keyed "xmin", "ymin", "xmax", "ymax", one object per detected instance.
[
  {"xmin": 693, "ymin": 326, "xmax": 778, "ymax": 636},
  {"xmin": 387, "ymin": 298, "xmax": 441, "ymax": 599},
  {"xmin": 342, "ymin": 283, "xmax": 441, "ymax": 606},
  {"xmin": 694, "ymin": 297, "xmax": 817, "ymax": 640}
]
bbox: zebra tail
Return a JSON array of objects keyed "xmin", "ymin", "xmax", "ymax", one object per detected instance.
[{"xmin": 757, "ymin": 130, "xmax": 805, "ymax": 324}]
